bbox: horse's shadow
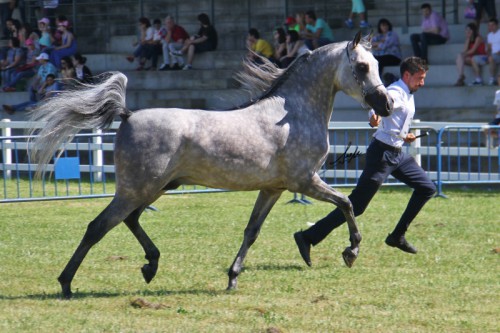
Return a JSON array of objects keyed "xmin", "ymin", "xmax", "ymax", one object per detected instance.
[{"xmin": 0, "ymin": 264, "xmax": 305, "ymax": 300}]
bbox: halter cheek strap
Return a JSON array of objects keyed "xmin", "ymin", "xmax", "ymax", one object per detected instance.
[{"xmin": 345, "ymin": 43, "xmax": 383, "ymax": 97}]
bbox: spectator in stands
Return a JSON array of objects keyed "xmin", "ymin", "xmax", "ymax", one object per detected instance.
[
  {"xmin": 0, "ymin": 0, "xmax": 14, "ymax": 40},
  {"xmin": 26, "ymin": 52, "xmax": 57, "ymax": 102},
  {"xmin": 470, "ymin": 18, "xmax": 500, "ymax": 85},
  {"xmin": 279, "ymin": 29, "xmax": 308, "ymax": 68},
  {"xmin": 160, "ymin": 15, "xmax": 189, "ymax": 71},
  {"xmin": 59, "ymin": 55, "xmax": 75, "ymax": 88},
  {"xmin": 410, "ymin": 3, "xmax": 449, "ymax": 63},
  {"xmin": 293, "ymin": 12, "xmax": 307, "ymax": 38},
  {"xmin": 37, "ymin": 17, "xmax": 53, "ymax": 51},
  {"xmin": 1, "ymin": 37, "xmax": 25, "ymax": 91},
  {"xmin": 2, "ymin": 37, "xmax": 39, "ymax": 92},
  {"xmin": 246, "ymin": 28, "xmax": 275, "ymax": 64},
  {"xmin": 345, "ymin": 0, "xmax": 370, "ymax": 29},
  {"xmin": 469, "ymin": 0, "xmax": 497, "ymax": 29},
  {"xmin": 371, "ymin": 18, "xmax": 402, "ymax": 75},
  {"xmin": 49, "ymin": 20, "xmax": 77, "ymax": 68},
  {"xmin": 126, "ymin": 17, "xmax": 154, "ymax": 71},
  {"xmin": 454, "ymin": 22, "xmax": 486, "ymax": 86},
  {"xmin": 273, "ymin": 27, "xmax": 287, "ymax": 65},
  {"xmin": 170, "ymin": 13, "xmax": 217, "ymax": 70},
  {"xmin": 303, "ymin": 10, "xmax": 334, "ymax": 50},
  {"xmin": 2, "ymin": 73, "xmax": 59, "ymax": 115},
  {"xmin": 283, "ymin": 16, "xmax": 296, "ymax": 31},
  {"xmin": 72, "ymin": 52, "xmax": 93, "ymax": 84},
  {"xmin": 483, "ymin": 89, "xmax": 500, "ymax": 148},
  {"xmin": 150, "ymin": 18, "xmax": 166, "ymax": 71}
]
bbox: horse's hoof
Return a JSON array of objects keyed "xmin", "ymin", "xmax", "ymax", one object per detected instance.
[
  {"xmin": 342, "ymin": 247, "xmax": 358, "ymax": 268},
  {"xmin": 141, "ymin": 264, "xmax": 157, "ymax": 284},
  {"xmin": 226, "ymin": 278, "xmax": 237, "ymax": 291},
  {"xmin": 60, "ymin": 283, "xmax": 73, "ymax": 300}
]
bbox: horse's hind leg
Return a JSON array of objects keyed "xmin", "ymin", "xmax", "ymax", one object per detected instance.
[
  {"xmin": 300, "ymin": 174, "xmax": 361, "ymax": 268},
  {"xmin": 58, "ymin": 196, "xmax": 138, "ymax": 299},
  {"xmin": 123, "ymin": 205, "xmax": 161, "ymax": 284},
  {"xmin": 227, "ymin": 189, "xmax": 282, "ymax": 290}
]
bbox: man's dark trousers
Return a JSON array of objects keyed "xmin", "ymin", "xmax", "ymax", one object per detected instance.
[{"xmin": 302, "ymin": 139, "xmax": 437, "ymax": 246}]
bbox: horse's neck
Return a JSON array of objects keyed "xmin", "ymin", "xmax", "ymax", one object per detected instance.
[{"xmin": 279, "ymin": 71, "xmax": 338, "ymax": 126}]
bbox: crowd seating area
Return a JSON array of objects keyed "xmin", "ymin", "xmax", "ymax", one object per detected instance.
[{"xmin": 2, "ymin": 0, "xmax": 499, "ymax": 124}]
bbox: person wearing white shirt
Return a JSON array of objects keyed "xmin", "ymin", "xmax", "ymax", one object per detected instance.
[
  {"xmin": 294, "ymin": 57, "xmax": 437, "ymax": 266},
  {"xmin": 471, "ymin": 18, "xmax": 500, "ymax": 85}
]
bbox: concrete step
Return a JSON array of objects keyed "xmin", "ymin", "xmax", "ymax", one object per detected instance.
[
  {"xmin": 122, "ymin": 68, "xmax": 239, "ymax": 90},
  {"xmin": 125, "ymin": 88, "xmax": 247, "ymax": 110},
  {"xmin": 86, "ymin": 49, "xmax": 245, "ymax": 73}
]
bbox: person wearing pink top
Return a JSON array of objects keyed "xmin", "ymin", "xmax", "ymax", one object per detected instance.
[{"xmin": 410, "ymin": 3, "xmax": 449, "ymax": 63}]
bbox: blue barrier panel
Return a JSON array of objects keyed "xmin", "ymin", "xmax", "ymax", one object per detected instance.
[{"xmin": 55, "ymin": 157, "xmax": 81, "ymax": 180}]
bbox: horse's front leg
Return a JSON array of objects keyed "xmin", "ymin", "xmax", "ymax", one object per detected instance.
[
  {"xmin": 227, "ymin": 189, "xmax": 282, "ymax": 290},
  {"xmin": 300, "ymin": 174, "xmax": 361, "ymax": 268}
]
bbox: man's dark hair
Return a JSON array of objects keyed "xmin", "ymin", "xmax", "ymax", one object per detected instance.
[
  {"xmin": 305, "ymin": 10, "xmax": 316, "ymax": 21},
  {"xmin": 46, "ymin": 73, "xmax": 56, "ymax": 80},
  {"xmin": 248, "ymin": 28, "xmax": 260, "ymax": 39},
  {"xmin": 490, "ymin": 18, "xmax": 499, "ymax": 25},
  {"xmin": 197, "ymin": 13, "xmax": 211, "ymax": 26},
  {"xmin": 400, "ymin": 56, "xmax": 428, "ymax": 76},
  {"xmin": 421, "ymin": 3, "xmax": 431, "ymax": 10}
]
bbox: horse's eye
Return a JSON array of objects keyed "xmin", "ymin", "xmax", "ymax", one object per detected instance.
[{"xmin": 356, "ymin": 63, "xmax": 369, "ymax": 73}]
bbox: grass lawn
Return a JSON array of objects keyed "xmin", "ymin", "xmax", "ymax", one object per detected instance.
[{"xmin": 0, "ymin": 187, "xmax": 498, "ymax": 332}]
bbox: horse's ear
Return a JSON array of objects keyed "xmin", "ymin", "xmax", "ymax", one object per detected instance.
[
  {"xmin": 366, "ymin": 30, "xmax": 374, "ymax": 43},
  {"xmin": 352, "ymin": 31, "xmax": 362, "ymax": 48}
]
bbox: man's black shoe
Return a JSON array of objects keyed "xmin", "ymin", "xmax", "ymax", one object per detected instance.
[
  {"xmin": 294, "ymin": 231, "xmax": 312, "ymax": 266},
  {"xmin": 385, "ymin": 234, "xmax": 417, "ymax": 254}
]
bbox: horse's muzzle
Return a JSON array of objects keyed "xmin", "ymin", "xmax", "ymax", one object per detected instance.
[{"xmin": 365, "ymin": 89, "xmax": 394, "ymax": 117}]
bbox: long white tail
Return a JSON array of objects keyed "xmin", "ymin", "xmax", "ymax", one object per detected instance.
[{"xmin": 29, "ymin": 72, "xmax": 130, "ymax": 174}]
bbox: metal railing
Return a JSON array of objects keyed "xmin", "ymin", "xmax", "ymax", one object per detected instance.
[{"xmin": 1, "ymin": 120, "xmax": 498, "ymax": 203}]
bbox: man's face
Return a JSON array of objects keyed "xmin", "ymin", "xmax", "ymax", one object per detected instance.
[
  {"xmin": 166, "ymin": 18, "xmax": 174, "ymax": 30},
  {"xmin": 46, "ymin": 77, "xmax": 55, "ymax": 85},
  {"xmin": 422, "ymin": 8, "xmax": 431, "ymax": 18},
  {"xmin": 404, "ymin": 70, "xmax": 426, "ymax": 93},
  {"xmin": 305, "ymin": 14, "xmax": 313, "ymax": 24},
  {"xmin": 488, "ymin": 21, "xmax": 498, "ymax": 32}
]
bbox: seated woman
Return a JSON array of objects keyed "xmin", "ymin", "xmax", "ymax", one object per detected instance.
[
  {"xmin": 49, "ymin": 20, "xmax": 77, "ymax": 68},
  {"xmin": 454, "ymin": 22, "xmax": 486, "ymax": 86},
  {"xmin": 3, "ymin": 38, "xmax": 39, "ymax": 92},
  {"xmin": 273, "ymin": 27, "xmax": 287, "ymax": 66},
  {"xmin": 279, "ymin": 30, "xmax": 309, "ymax": 68},
  {"xmin": 170, "ymin": 13, "xmax": 218, "ymax": 70},
  {"xmin": 371, "ymin": 18, "xmax": 402, "ymax": 75},
  {"xmin": 72, "ymin": 53, "xmax": 93, "ymax": 84},
  {"xmin": 126, "ymin": 17, "xmax": 154, "ymax": 71},
  {"xmin": 1, "ymin": 37, "xmax": 25, "ymax": 91}
]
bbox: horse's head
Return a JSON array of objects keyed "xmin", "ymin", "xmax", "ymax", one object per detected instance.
[{"xmin": 339, "ymin": 32, "xmax": 393, "ymax": 117}]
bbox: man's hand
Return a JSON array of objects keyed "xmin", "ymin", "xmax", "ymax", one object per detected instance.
[
  {"xmin": 369, "ymin": 114, "xmax": 381, "ymax": 127},
  {"xmin": 404, "ymin": 133, "xmax": 416, "ymax": 143}
]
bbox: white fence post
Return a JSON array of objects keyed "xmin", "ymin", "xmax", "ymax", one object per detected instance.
[
  {"xmin": 93, "ymin": 129, "xmax": 103, "ymax": 182},
  {"xmin": 412, "ymin": 119, "xmax": 422, "ymax": 166},
  {"xmin": 1, "ymin": 119, "xmax": 12, "ymax": 179}
]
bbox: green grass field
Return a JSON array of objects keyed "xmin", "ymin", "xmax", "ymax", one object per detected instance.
[{"xmin": 0, "ymin": 188, "xmax": 498, "ymax": 332}]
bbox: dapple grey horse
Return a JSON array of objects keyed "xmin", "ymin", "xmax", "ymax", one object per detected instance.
[{"xmin": 29, "ymin": 32, "xmax": 393, "ymax": 299}]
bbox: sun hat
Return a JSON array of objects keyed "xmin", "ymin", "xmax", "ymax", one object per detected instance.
[
  {"xmin": 36, "ymin": 53, "xmax": 49, "ymax": 60},
  {"xmin": 38, "ymin": 17, "xmax": 50, "ymax": 25}
]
